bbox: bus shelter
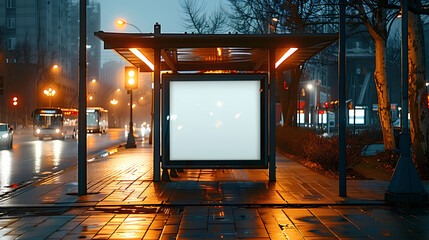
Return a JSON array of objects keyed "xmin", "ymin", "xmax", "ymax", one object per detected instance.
[{"xmin": 95, "ymin": 25, "xmax": 337, "ymax": 181}]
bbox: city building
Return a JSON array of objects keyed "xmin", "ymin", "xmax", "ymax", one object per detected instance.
[{"xmin": 0, "ymin": 0, "xmax": 100, "ymax": 126}]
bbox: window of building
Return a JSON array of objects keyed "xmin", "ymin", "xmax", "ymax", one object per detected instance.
[
  {"xmin": 7, "ymin": 38, "xmax": 16, "ymax": 50},
  {"xmin": 355, "ymin": 41, "xmax": 361, "ymax": 49},
  {"xmin": 7, "ymin": 18, "xmax": 15, "ymax": 29},
  {"xmin": 6, "ymin": 0, "xmax": 16, "ymax": 8}
]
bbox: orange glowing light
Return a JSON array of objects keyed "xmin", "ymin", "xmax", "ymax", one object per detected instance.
[
  {"xmin": 129, "ymin": 48, "xmax": 154, "ymax": 71},
  {"xmin": 275, "ymin": 48, "xmax": 298, "ymax": 68},
  {"xmin": 128, "ymin": 78, "xmax": 135, "ymax": 85},
  {"xmin": 116, "ymin": 19, "xmax": 125, "ymax": 26}
]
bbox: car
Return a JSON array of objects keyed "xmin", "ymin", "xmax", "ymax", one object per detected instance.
[{"xmin": 0, "ymin": 123, "xmax": 13, "ymax": 150}]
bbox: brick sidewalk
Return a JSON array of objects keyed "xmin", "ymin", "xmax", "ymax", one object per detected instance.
[{"xmin": 1, "ymin": 142, "xmax": 428, "ymax": 239}]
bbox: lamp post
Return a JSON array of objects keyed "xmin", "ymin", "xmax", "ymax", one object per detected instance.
[
  {"xmin": 35, "ymin": 64, "xmax": 59, "ymax": 108},
  {"xmin": 110, "ymin": 99, "xmax": 118, "ymax": 127},
  {"xmin": 385, "ymin": 0, "xmax": 428, "ymax": 204},
  {"xmin": 125, "ymin": 66, "xmax": 138, "ymax": 148},
  {"xmin": 116, "ymin": 18, "xmax": 143, "ymax": 33},
  {"xmin": 268, "ymin": 17, "xmax": 278, "ymax": 34},
  {"xmin": 44, "ymin": 88, "xmax": 56, "ymax": 107}
]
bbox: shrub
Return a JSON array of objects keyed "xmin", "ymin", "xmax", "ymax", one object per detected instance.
[{"xmin": 276, "ymin": 126, "xmax": 376, "ymax": 174}]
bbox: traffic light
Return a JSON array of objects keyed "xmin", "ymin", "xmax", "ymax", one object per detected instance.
[
  {"xmin": 125, "ymin": 66, "xmax": 138, "ymax": 90},
  {"xmin": 324, "ymin": 102, "xmax": 330, "ymax": 109},
  {"xmin": 12, "ymin": 96, "xmax": 18, "ymax": 107},
  {"xmin": 347, "ymin": 101, "xmax": 353, "ymax": 109}
]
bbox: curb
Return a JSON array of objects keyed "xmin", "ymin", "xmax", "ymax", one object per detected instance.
[{"xmin": 0, "ymin": 143, "xmax": 126, "ymax": 200}]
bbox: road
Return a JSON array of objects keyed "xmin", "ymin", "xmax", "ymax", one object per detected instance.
[{"xmin": 0, "ymin": 128, "xmax": 129, "ymax": 195}]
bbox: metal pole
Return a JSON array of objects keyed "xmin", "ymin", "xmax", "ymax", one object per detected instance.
[
  {"xmin": 353, "ymin": 76, "xmax": 356, "ymax": 134},
  {"xmin": 269, "ymin": 48, "xmax": 276, "ymax": 181},
  {"xmin": 298, "ymin": 92, "xmax": 300, "ymax": 127},
  {"xmin": 130, "ymin": 90, "xmax": 133, "ymax": 134},
  {"xmin": 385, "ymin": 0, "xmax": 427, "ymax": 204},
  {"xmin": 77, "ymin": 0, "xmax": 87, "ymax": 196},
  {"xmin": 338, "ymin": 0, "xmax": 347, "ymax": 197},
  {"xmin": 126, "ymin": 89, "xmax": 136, "ymax": 148},
  {"xmin": 153, "ymin": 23, "xmax": 161, "ymax": 181},
  {"xmin": 400, "ymin": 0, "xmax": 409, "ymax": 144}
]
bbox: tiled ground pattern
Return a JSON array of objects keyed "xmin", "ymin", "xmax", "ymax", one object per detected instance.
[
  {"xmin": 0, "ymin": 146, "xmax": 387, "ymax": 207},
  {"xmin": 0, "ymin": 206, "xmax": 428, "ymax": 239}
]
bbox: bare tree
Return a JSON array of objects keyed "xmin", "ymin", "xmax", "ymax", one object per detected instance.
[
  {"xmin": 179, "ymin": 0, "xmax": 227, "ymax": 34},
  {"xmin": 347, "ymin": 0, "xmax": 399, "ymax": 150},
  {"xmin": 407, "ymin": 0, "xmax": 429, "ymax": 164}
]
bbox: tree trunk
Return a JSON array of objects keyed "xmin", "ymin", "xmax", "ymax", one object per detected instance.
[
  {"xmin": 374, "ymin": 38, "xmax": 396, "ymax": 150},
  {"xmin": 284, "ymin": 67, "xmax": 301, "ymax": 126},
  {"xmin": 408, "ymin": 9, "xmax": 429, "ymax": 164}
]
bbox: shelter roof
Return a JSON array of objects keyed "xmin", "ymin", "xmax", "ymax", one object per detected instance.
[{"xmin": 95, "ymin": 31, "xmax": 337, "ymax": 72}]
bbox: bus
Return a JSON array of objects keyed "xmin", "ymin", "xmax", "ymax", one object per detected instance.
[
  {"xmin": 87, "ymin": 107, "xmax": 108, "ymax": 133},
  {"xmin": 33, "ymin": 108, "xmax": 78, "ymax": 140}
]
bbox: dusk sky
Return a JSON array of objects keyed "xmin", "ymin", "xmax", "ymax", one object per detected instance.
[{"xmin": 99, "ymin": 0, "xmax": 226, "ymax": 63}]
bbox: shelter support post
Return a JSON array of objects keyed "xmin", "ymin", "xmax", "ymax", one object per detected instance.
[
  {"xmin": 153, "ymin": 48, "xmax": 161, "ymax": 182},
  {"xmin": 153, "ymin": 23, "xmax": 161, "ymax": 182},
  {"xmin": 269, "ymin": 48, "xmax": 276, "ymax": 181},
  {"xmin": 338, "ymin": 0, "xmax": 347, "ymax": 197},
  {"xmin": 78, "ymin": 0, "xmax": 87, "ymax": 196}
]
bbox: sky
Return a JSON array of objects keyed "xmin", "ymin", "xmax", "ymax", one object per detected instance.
[{"xmin": 99, "ymin": 0, "xmax": 226, "ymax": 63}]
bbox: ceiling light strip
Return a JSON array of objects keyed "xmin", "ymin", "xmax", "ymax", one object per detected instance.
[
  {"xmin": 275, "ymin": 48, "xmax": 298, "ymax": 69},
  {"xmin": 129, "ymin": 48, "xmax": 155, "ymax": 71}
]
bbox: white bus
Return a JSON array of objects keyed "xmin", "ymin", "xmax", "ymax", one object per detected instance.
[
  {"xmin": 33, "ymin": 108, "xmax": 78, "ymax": 140},
  {"xmin": 87, "ymin": 107, "xmax": 108, "ymax": 133}
]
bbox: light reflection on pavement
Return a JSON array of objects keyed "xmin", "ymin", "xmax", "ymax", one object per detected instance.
[{"xmin": 0, "ymin": 128, "xmax": 127, "ymax": 194}]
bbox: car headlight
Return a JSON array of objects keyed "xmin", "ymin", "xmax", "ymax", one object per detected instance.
[
  {"xmin": 1, "ymin": 133, "xmax": 8, "ymax": 138},
  {"xmin": 36, "ymin": 129, "xmax": 40, "ymax": 134},
  {"xmin": 55, "ymin": 129, "xmax": 60, "ymax": 133}
]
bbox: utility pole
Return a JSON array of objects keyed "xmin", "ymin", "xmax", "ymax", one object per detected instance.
[
  {"xmin": 78, "ymin": 0, "xmax": 87, "ymax": 196},
  {"xmin": 385, "ymin": 0, "xmax": 428, "ymax": 204},
  {"xmin": 338, "ymin": 0, "xmax": 347, "ymax": 197}
]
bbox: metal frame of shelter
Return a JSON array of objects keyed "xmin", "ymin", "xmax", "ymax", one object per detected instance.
[{"xmin": 95, "ymin": 24, "xmax": 337, "ymax": 182}]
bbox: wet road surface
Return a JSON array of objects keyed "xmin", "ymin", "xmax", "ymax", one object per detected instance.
[{"xmin": 0, "ymin": 128, "xmax": 127, "ymax": 194}]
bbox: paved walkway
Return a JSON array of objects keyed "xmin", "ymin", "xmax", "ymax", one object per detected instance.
[{"xmin": 0, "ymin": 141, "xmax": 428, "ymax": 239}]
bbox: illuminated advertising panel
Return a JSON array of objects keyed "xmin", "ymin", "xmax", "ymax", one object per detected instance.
[{"xmin": 162, "ymin": 74, "xmax": 268, "ymax": 169}]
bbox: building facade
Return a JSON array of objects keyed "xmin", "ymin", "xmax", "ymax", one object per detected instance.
[{"xmin": 0, "ymin": 0, "xmax": 100, "ymax": 125}]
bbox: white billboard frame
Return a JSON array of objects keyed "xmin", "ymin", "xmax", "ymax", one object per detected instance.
[{"xmin": 162, "ymin": 74, "xmax": 268, "ymax": 169}]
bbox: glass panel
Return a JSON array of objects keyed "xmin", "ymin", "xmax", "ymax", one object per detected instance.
[{"xmin": 87, "ymin": 112, "xmax": 98, "ymax": 127}]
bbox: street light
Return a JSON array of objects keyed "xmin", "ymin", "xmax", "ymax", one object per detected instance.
[
  {"xmin": 110, "ymin": 99, "xmax": 118, "ymax": 105},
  {"xmin": 268, "ymin": 17, "xmax": 278, "ymax": 34},
  {"xmin": 115, "ymin": 18, "xmax": 143, "ymax": 33},
  {"xmin": 44, "ymin": 88, "xmax": 56, "ymax": 107},
  {"xmin": 125, "ymin": 66, "xmax": 138, "ymax": 148}
]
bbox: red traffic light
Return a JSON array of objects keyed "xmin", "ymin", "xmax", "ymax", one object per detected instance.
[
  {"xmin": 324, "ymin": 102, "xmax": 330, "ymax": 109},
  {"xmin": 12, "ymin": 96, "xmax": 18, "ymax": 106}
]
